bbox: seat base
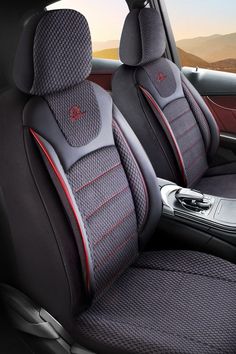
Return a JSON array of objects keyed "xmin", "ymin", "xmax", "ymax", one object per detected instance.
[
  {"xmin": 195, "ymin": 162, "xmax": 236, "ymax": 198},
  {"xmin": 76, "ymin": 250, "xmax": 236, "ymax": 354}
]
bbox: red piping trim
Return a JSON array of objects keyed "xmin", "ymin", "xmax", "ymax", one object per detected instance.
[
  {"xmin": 30, "ymin": 129, "xmax": 91, "ymax": 292},
  {"xmin": 139, "ymin": 86, "xmax": 187, "ymax": 186},
  {"xmin": 95, "ymin": 231, "xmax": 136, "ymax": 271},
  {"xmin": 75, "ymin": 162, "xmax": 122, "ymax": 193},
  {"xmin": 182, "ymin": 137, "xmax": 202, "ymax": 156},
  {"xmin": 168, "ymin": 107, "xmax": 191, "ymax": 124},
  {"xmin": 94, "ymin": 209, "xmax": 135, "ymax": 246},
  {"xmin": 177, "ymin": 122, "xmax": 197, "ymax": 140},
  {"xmin": 85, "ymin": 185, "xmax": 129, "ymax": 220}
]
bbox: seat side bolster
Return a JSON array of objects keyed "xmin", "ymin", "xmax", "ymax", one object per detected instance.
[
  {"xmin": 112, "ymin": 104, "xmax": 162, "ymax": 249},
  {"xmin": 181, "ymin": 73, "xmax": 220, "ymax": 159}
]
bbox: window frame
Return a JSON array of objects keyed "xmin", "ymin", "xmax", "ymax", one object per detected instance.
[{"xmin": 151, "ymin": 0, "xmax": 182, "ymax": 68}]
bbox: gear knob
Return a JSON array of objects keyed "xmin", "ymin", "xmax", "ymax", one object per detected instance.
[{"xmin": 175, "ymin": 188, "xmax": 212, "ymax": 212}]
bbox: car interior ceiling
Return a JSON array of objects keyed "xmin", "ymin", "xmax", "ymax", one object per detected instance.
[{"xmin": 0, "ymin": 0, "xmax": 236, "ymax": 353}]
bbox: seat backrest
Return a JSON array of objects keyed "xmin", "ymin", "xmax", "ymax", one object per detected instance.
[
  {"xmin": 0, "ymin": 9, "xmax": 161, "ymax": 328},
  {"xmin": 112, "ymin": 8, "xmax": 220, "ymax": 187}
]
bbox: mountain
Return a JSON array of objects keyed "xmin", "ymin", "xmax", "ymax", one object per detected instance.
[
  {"xmin": 93, "ymin": 40, "xmax": 119, "ymax": 52},
  {"xmin": 93, "ymin": 48, "xmax": 119, "ymax": 60},
  {"xmin": 210, "ymin": 58, "xmax": 236, "ymax": 73},
  {"xmin": 177, "ymin": 48, "xmax": 236, "ymax": 73},
  {"xmin": 177, "ymin": 48, "xmax": 209, "ymax": 68},
  {"xmin": 92, "ymin": 41, "xmax": 236, "ymax": 73},
  {"xmin": 177, "ymin": 33, "xmax": 236, "ymax": 62}
]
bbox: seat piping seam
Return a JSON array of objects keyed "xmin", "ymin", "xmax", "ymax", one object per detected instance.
[
  {"xmin": 84, "ymin": 185, "xmax": 129, "ymax": 220},
  {"xmin": 168, "ymin": 107, "xmax": 191, "ymax": 124},
  {"xmin": 94, "ymin": 209, "xmax": 135, "ymax": 246},
  {"xmin": 74, "ymin": 162, "xmax": 122, "ymax": 193},
  {"xmin": 95, "ymin": 231, "xmax": 137, "ymax": 271}
]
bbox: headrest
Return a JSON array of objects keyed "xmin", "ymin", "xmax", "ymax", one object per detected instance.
[
  {"xmin": 120, "ymin": 8, "xmax": 166, "ymax": 66},
  {"xmin": 13, "ymin": 9, "xmax": 92, "ymax": 95}
]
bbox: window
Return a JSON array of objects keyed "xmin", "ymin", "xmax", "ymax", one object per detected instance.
[
  {"xmin": 165, "ymin": 0, "xmax": 236, "ymax": 73},
  {"xmin": 47, "ymin": 0, "xmax": 129, "ymax": 60}
]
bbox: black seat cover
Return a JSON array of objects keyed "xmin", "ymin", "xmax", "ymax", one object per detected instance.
[
  {"xmin": 0, "ymin": 8, "xmax": 236, "ymax": 354},
  {"xmin": 112, "ymin": 8, "xmax": 236, "ymax": 198}
]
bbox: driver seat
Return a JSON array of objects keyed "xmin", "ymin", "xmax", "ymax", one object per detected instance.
[{"xmin": 0, "ymin": 9, "xmax": 236, "ymax": 354}]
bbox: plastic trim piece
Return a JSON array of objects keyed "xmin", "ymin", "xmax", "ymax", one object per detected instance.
[
  {"xmin": 220, "ymin": 132, "xmax": 236, "ymax": 142},
  {"xmin": 0, "ymin": 284, "xmax": 95, "ymax": 354},
  {"xmin": 161, "ymin": 184, "xmax": 178, "ymax": 216},
  {"xmin": 182, "ymin": 67, "xmax": 236, "ymax": 96},
  {"xmin": 152, "ymin": 0, "xmax": 181, "ymax": 67},
  {"xmin": 0, "ymin": 284, "xmax": 58, "ymax": 339}
]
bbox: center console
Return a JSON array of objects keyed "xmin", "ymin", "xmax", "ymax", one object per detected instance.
[{"xmin": 159, "ymin": 178, "xmax": 236, "ymax": 250}]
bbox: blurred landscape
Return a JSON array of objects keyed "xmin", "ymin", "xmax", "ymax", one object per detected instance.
[
  {"xmin": 93, "ymin": 40, "xmax": 119, "ymax": 59},
  {"xmin": 93, "ymin": 48, "xmax": 119, "ymax": 60},
  {"xmin": 93, "ymin": 33, "xmax": 236, "ymax": 73},
  {"xmin": 177, "ymin": 33, "xmax": 236, "ymax": 73}
]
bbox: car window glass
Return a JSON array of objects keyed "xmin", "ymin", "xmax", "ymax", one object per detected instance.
[
  {"xmin": 47, "ymin": 0, "xmax": 129, "ymax": 60},
  {"xmin": 165, "ymin": 0, "xmax": 236, "ymax": 73}
]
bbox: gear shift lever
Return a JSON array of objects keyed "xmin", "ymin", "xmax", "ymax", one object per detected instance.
[{"xmin": 175, "ymin": 188, "xmax": 212, "ymax": 212}]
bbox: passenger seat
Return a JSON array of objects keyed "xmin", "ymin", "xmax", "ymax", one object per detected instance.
[{"xmin": 112, "ymin": 8, "xmax": 236, "ymax": 198}]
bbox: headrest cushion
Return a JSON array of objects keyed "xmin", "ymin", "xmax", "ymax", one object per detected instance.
[
  {"xmin": 120, "ymin": 8, "xmax": 166, "ymax": 66},
  {"xmin": 14, "ymin": 9, "xmax": 92, "ymax": 95}
]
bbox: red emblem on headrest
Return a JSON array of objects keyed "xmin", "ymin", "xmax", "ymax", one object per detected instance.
[
  {"xmin": 157, "ymin": 72, "xmax": 167, "ymax": 82},
  {"xmin": 69, "ymin": 106, "xmax": 86, "ymax": 121}
]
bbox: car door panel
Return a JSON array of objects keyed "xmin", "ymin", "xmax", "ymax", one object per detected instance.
[
  {"xmin": 204, "ymin": 96, "xmax": 236, "ymax": 134},
  {"xmin": 89, "ymin": 58, "xmax": 120, "ymax": 91},
  {"xmin": 182, "ymin": 67, "xmax": 236, "ymax": 153},
  {"xmin": 182, "ymin": 67, "xmax": 236, "ymax": 96},
  {"xmin": 183, "ymin": 67, "xmax": 236, "ymax": 126}
]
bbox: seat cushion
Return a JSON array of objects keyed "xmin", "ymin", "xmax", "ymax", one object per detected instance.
[
  {"xmin": 76, "ymin": 250, "xmax": 236, "ymax": 354},
  {"xmin": 194, "ymin": 162, "xmax": 236, "ymax": 198}
]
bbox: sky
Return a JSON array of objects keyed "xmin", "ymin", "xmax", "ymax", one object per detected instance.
[
  {"xmin": 48, "ymin": 0, "xmax": 236, "ymax": 43},
  {"xmin": 47, "ymin": 0, "xmax": 129, "ymax": 43},
  {"xmin": 164, "ymin": 0, "xmax": 236, "ymax": 40}
]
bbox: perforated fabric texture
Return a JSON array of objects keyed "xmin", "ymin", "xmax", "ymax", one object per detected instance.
[
  {"xmin": 113, "ymin": 121, "xmax": 148, "ymax": 230},
  {"xmin": 77, "ymin": 250, "xmax": 236, "ymax": 353},
  {"xmin": 163, "ymin": 98, "xmax": 208, "ymax": 186},
  {"xmin": 195, "ymin": 173, "xmax": 236, "ymax": 198},
  {"xmin": 42, "ymin": 70, "xmax": 151, "ymax": 295},
  {"xmin": 31, "ymin": 10, "xmax": 92, "ymax": 95},
  {"xmin": 66, "ymin": 147, "xmax": 138, "ymax": 294},
  {"xmin": 46, "ymin": 81, "xmax": 101, "ymax": 147}
]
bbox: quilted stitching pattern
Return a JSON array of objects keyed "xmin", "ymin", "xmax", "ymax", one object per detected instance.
[
  {"xmin": 67, "ymin": 147, "xmax": 138, "ymax": 294},
  {"xmin": 46, "ymin": 81, "xmax": 101, "ymax": 147},
  {"xmin": 182, "ymin": 80, "xmax": 211, "ymax": 152},
  {"xmin": 77, "ymin": 250, "xmax": 236, "ymax": 353},
  {"xmin": 113, "ymin": 121, "xmax": 148, "ymax": 230},
  {"xmin": 163, "ymin": 98, "xmax": 208, "ymax": 186},
  {"xmin": 32, "ymin": 10, "xmax": 92, "ymax": 95}
]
